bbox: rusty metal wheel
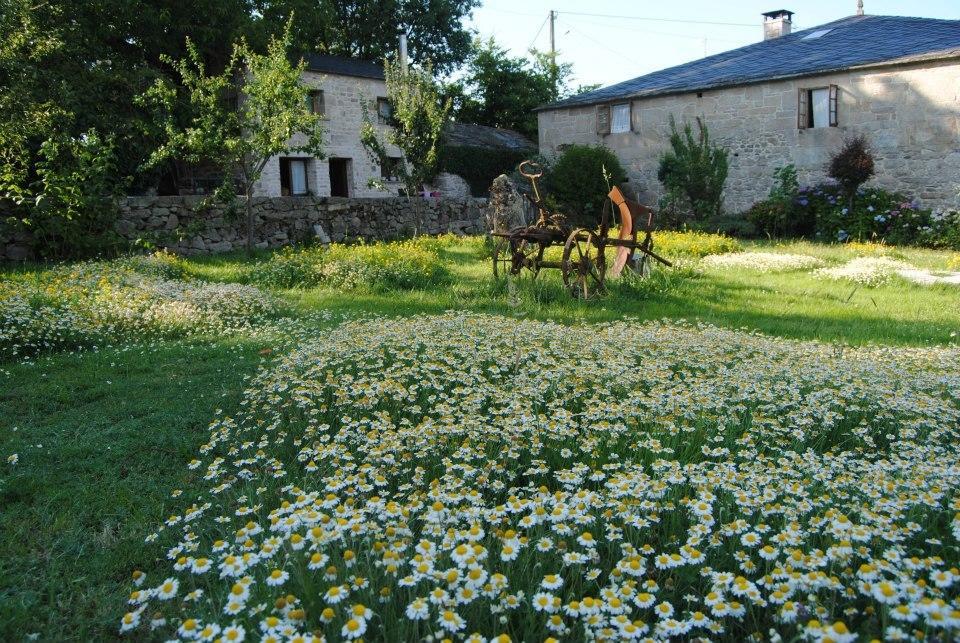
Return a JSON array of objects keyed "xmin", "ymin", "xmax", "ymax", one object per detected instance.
[
  {"xmin": 493, "ymin": 237, "xmax": 541, "ymax": 280},
  {"xmin": 562, "ymin": 228, "xmax": 606, "ymax": 299}
]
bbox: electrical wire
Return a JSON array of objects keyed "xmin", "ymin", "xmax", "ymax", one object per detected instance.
[
  {"xmin": 557, "ymin": 18, "xmax": 645, "ymax": 68},
  {"xmin": 527, "ymin": 14, "xmax": 550, "ymax": 52},
  {"xmin": 558, "ymin": 10, "xmax": 756, "ymax": 27}
]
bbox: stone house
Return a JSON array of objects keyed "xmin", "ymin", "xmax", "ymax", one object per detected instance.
[
  {"xmin": 254, "ymin": 54, "xmax": 403, "ymax": 198},
  {"xmin": 536, "ymin": 12, "xmax": 960, "ymax": 212}
]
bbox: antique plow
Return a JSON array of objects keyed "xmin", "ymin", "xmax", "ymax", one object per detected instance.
[{"xmin": 491, "ymin": 161, "xmax": 672, "ymax": 299}]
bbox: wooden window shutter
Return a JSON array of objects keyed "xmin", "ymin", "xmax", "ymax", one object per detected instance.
[
  {"xmin": 797, "ymin": 88, "xmax": 808, "ymax": 129},
  {"xmin": 596, "ymin": 104, "xmax": 610, "ymax": 135},
  {"xmin": 828, "ymin": 84, "xmax": 838, "ymax": 127}
]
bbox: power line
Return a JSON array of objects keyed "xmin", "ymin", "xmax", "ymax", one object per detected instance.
[
  {"xmin": 569, "ymin": 14, "xmax": 748, "ymax": 43},
  {"xmin": 558, "ymin": 10, "xmax": 756, "ymax": 28},
  {"xmin": 527, "ymin": 14, "xmax": 549, "ymax": 51},
  {"xmin": 557, "ymin": 18, "xmax": 645, "ymax": 68}
]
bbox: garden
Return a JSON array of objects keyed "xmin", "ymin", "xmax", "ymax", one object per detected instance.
[{"xmin": 2, "ymin": 230, "xmax": 960, "ymax": 642}]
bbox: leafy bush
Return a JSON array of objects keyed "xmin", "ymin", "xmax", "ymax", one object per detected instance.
[
  {"xmin": 653, "ymin": 230, "xmax": 742, "ymax": 259},
  {"xmin": 827, "ymin": 135, "xmax": 874, "ymax": 209},
  {"xmin": 657, "ymin": 116, "xmax": 728, "ymax": 223},
  {"xmin": 546, "ymin": 144, "xmax": 626, "ymax": 221},
  {"xmin": 248, "ymin": 239, "xmax": 452, "ymax": 291},
  {"xmin": 439, "ymin": 145, "xmax": 529, "ymax": 197},
  {"xmin": 745, "ymin": 165, "xmax": 815, "ymax": 238},
  {"xmin": 1, "ymin": 128, "xmax": 125, "ymax": 259},
  {"xmin": 795, "ymin": 183, "xmax": 960, "ymax": 249},
  {"xmin": 119, "ymin": 250, "xmax": 190, "ymax": 280}
]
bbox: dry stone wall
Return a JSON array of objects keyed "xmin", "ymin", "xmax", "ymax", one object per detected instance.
[{"xmin": 0, "ymin": 196, "xmax": 487, "ymax": 260}]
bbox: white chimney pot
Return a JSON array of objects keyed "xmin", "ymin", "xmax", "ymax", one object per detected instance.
[{"xmin": 762, "ymin": 9, "xmax": 794, "ymax": 40}]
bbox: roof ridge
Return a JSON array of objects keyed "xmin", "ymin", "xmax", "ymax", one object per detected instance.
[{"xmin": 538, "ymin": 14, "xmax": 960, "ymax": 111}]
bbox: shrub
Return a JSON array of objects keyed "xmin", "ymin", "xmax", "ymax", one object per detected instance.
[
  {"xmin": 546, "ymin": 144, "xmax": 626, "ymax": 222},
  {"xmin": 119, "ymin": 250, "xmax": 189, "ymax": 280},
  {"xmin": 745, "ymin": 165, "xmax": 815, "ymax": 238},
  {"xmin": 653, "ymin": 230, "xmax": 742, "ymax": 259},
  {"xmin": 657, "ymin": 116, "xmax": 728, "ymax": 223},
  {"xmin": 795, "ymin": 183, "xmax": 959, "ymax": 249},
  {"xmin": 827, "ymin": 135, "xmax": 875, "ymax": 210},
  {"xmin": 439, "ymin": 145, "xmax": 529, "ymax": 197}
]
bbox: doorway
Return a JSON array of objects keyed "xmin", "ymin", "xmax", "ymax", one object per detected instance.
[{"xmin": 329, "ymin": 158, "xmax": 351, "ymax": 197}]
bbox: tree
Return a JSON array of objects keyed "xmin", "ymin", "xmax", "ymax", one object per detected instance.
[
  {"xmin": 249, "ymin": 0, "xmax": 480, "ymax": 75},
  {"xmin": 142, "ymin": 24, "xmax": 324, "ymax": 252},
  {"xmin": 360, "ymin": 57, "xmax": 451, "ymax": 198},
  {"xmin": 0, "ymin": 0, "xmax": 126, "ymax": 257},
  {"xmin": 657, "ymin": 116, "xmax": 729, "ymax": 221},
  {"xmin": 444, "ymin": 39, "xmax": 573, "ymax": 139},
  {"xmin": 828, "ymin": 135, "xmax": 875, "ymax": 211}
]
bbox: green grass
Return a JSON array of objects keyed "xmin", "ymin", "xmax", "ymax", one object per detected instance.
[{"xmin": 0, "ymin": 236, "xmax": 958, "ymax": 640}]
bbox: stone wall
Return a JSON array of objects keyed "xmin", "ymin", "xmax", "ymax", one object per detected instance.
[
  {"xmin": 537, "ymin": 59, "xmax": 960, "ymax": 212},
  {"xmin": 0, "ymin": 196, "xmax": 487, "ymax": 260}
]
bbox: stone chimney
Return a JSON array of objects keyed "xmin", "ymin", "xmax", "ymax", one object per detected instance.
[{"xmin": 762, "ymin": 9, "xmax": 794, "ymax": 40}]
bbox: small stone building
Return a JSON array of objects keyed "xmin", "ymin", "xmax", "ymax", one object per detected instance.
[
  {"xmin": 254, "ymin": 54, "xmax": 403, "ymax": 198},
  {"xmin": 537, "ymin": 12, "xmax": 960, "ymax": 212}
]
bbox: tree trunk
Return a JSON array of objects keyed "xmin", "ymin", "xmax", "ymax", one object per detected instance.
[{"xmin": 245, "ymin": 186, "xmax": 254, "ymax": 256}]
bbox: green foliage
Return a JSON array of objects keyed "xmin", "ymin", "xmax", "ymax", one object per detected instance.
[
  {"xmin": 657, "ymin": 116, "xmax": 729, "ymax": 223},
  {"xmin": 795, "ymin": 183, "xmax": 960, "ymax": 249},
  {"xmin": 141, "ymin": 23, "xmax": 324, "ymax": 251},
  {"xmin": 546, "ymin": 145, "xmax": 625, "ymax": 220},
  {"xmin": 745, "ymin": 165, "xmax": 815, "ymax": 238},
  {"xmin": 248, "ymin": 239, "xmax": 451, "ymax": 290},
  {"xmin": 360, "ymin": 58, "xmax": 451, "ymax": 197},
  {"xmin": 2, "ymin": 127, "xmax": 125, "ymax": 258},
  {"xmin": 444, "ymin": 38, "xmax": 572, "ymax": 140},
  {"xmin": 249, "ymin": 0, "xmax": 480, "ymax": 75},
  {"xmin": 827, "ymin": 135, "xmax": 875, "ymax": 207},
  {"xmin": 653, "ymin": 230, "xmax": 742, "ymax": 259},
  {"xmin": 439, "ymin": 145, "xmax": 528, "ymax": 197}
]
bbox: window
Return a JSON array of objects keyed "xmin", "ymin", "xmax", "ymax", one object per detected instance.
[
  {"xmin": 611, "ymin": 103, "xmax": 631, "ymax": 133},
  {"xmin": 307, "ymin": 90, "xmax": 325, "ymax": 115},
  {"xmin": 798, "ymin": 85, "xmax": 838, "ymax": 129},
  {"xmin": 279, "ymin": 158, "xmax": 310, "ymax": 195},
  {"xmin": 381, "ymin": 156, "xmax": 403, "ymax": 182},
  {"xmin": 376, "ymin": 97, "xmax": 392, "ymax": 124}
]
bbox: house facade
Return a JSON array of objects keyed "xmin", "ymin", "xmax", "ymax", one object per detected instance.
[
  {"xmin": 537, "ymin": 13, "xmax": 960, "ymax": 212},
  {"xmin": 254, "ymin": 54, "xmax": 403, "ymax": 198}
]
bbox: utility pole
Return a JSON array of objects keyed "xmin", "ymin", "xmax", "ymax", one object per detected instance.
[{"xmin": 549, "ymin": 10, "xmax": 557, "ymax": 96}]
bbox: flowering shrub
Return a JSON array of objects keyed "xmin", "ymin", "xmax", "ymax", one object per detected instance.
[
  {"xmin": 793, "ymin": 184, "xmax": 960, "ymax": 249},
  {"xmin": 124, "ymin": 314, "xmax": 960, "ymax": 641},
  {"xmin": 701, "ymin": 252, "xmax": 824, "ymax": 273},
  {"xmin": 652, "ymin": 231, "xmax": 742, "ymax": 259},
  {"xmin": 248, "ymin": 240, "xmax": 451, "ymax": 290},
  {"xmin": 0, "ymin": 262, "xmax": 276, "ymax": 360}
]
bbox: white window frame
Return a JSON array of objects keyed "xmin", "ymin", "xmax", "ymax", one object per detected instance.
[{"xmin": 610, "ymin": 103, "xmax": 631, "ymax": 134}]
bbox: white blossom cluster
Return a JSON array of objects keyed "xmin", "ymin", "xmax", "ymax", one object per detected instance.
[{"xmin": 124, "ymin": 314, "xmax": 960, "ymax": 642}]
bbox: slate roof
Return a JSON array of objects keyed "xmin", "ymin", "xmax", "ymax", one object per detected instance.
[
  {"xmin": 302, "ymin": 53, "xmax": 385, "ymax": 80},
  {"xmin": 539, "ymin": 14, "xmax": 960, "ymax": 111},
  {"xmin": 444, "ymin": 122, "xmax": 535, "ymax": 150}
]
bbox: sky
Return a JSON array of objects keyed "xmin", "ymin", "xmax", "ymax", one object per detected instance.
[{"xmin": 465, "ymin": 0, "xmax": 960, "ymax": 89}]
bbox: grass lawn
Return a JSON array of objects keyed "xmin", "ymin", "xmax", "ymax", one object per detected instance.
[{"xmin": 0, "ymin": 236, "xmax": 958, "ymax": 641}]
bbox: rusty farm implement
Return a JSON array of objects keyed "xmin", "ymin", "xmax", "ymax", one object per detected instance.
[{"xmin": 491, "ymin": 160, "xmax": 672, "ymax": 299}]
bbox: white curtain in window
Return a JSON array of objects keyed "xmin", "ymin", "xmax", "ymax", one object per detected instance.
[
  {"xmin": 291, "ymin": 160, "xmax": 308, "ymax": 194},
  {"xmin": 611, "ymin": 104, "xmax": 630, "ymax": 133},
  {"xmin": 811, "ymin": 88, "xmax": 829, "ymax": 128}
]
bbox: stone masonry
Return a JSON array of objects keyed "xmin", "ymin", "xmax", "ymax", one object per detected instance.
[
  {"xmin": 104, "ymin": 196, "xmax": 486, "ymax": 256},
  {"xmin": 0, "ymin": 196, "xmax": 485, "ymax": 260},
  {"xmin": 254, "ymin": 71, "xmax": 403, "ymax": 198},
  {"xmin": 537, "ymin": 59, "xmax": 960, "ymax": 212}
]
